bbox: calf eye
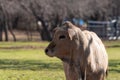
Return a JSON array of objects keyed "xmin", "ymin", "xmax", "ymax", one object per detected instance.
[{"xmin": 59, "ymin": 35, "xmax": 66, "ymax": 40}]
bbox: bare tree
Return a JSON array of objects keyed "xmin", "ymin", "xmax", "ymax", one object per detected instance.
[
  {"xmin": 0, "ymin": 0, "xmax": 17, "ymax": 41},
  {"xmin": 0, "ymin": 2, "xmax": 8, "ymax": 41},
  {"xmin": 0, "ymin": 4, "xmax": 4, "ymax": 41},
  {"xmin": 0, "ymin": 0, "xmax": 120, "ymax": 41}
]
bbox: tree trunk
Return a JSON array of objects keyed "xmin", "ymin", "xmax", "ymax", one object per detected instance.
[
  {"xmin": 40, "ymin": 19, "xmax": 51, "ymax": 41},
  {"xmin": 0, "ymin": 3, "xmax": 3, "ymax": 41},
  {"xmin": 29, "ymin": 3, "xmax": 52, "ymax": 41},
  {"xmin": 0, "ymin": 26, "xmax": 3, "ymax": 41},
  {"xmin": 3, "ymin": 25, "xmax": 8, "ymax": 41},
  {"xmin": 1, "ymin": 3, "xmax": 9, "ymax": 41},
  {"xmin": 9, "ymin": 22, "xmax": 16, "ymax": 41}
]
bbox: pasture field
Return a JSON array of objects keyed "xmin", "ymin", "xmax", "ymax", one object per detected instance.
[{"xmin": 0, "ymin": 41, "xmax": 120, "ymax": 80}]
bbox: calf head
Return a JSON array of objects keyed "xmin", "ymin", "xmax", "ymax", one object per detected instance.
[{"xmin": 45, "ymin": 21, "xmax": 80, "ymax": 59}]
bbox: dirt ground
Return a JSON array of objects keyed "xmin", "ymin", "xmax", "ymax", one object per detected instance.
[{"xmin": 2, "ymin": 30, "xmax": 41, "ymax": 41}]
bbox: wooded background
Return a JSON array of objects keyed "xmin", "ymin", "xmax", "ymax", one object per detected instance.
[{"xmin": 0, "ymin": 0, "xmax": 120, "ymax": 41}]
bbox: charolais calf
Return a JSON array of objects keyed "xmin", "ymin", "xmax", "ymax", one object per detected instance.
[{"xmin": 45, "ymin": 21, "xmax": 108, "ymax": 80}]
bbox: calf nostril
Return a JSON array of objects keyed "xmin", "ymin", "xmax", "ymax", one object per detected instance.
[{"xmin": 45, "ymin": 49, "xmax": 48, "ymax": 53}]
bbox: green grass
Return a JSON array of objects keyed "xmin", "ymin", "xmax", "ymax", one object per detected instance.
[
  {"xmin": 0, "ymin": 41, "xmax": 120, "ymax": 80},
  {"xmin": 0, "ymin": 41, "xmax": 49, "ymax": 47},
  {"xmin": 104, "ymin": 40, "xmax": 120, "ymax": 48}
]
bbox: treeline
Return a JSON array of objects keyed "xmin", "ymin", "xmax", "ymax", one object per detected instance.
[{"xmin": 0, "ymin": 0, "xmax": 120, "ymax": 41}]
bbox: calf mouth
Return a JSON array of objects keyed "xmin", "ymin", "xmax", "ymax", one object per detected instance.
[
  {"xmin": 45, "ymin": 42, "xmax": 56, "ymax": 57},
  {"xmin": 45, "ymin": 48, "xmax": 55, "ymax": 57}
]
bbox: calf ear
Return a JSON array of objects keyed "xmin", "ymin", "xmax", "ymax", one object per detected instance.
[
  {"xmin": 62, "ymin": 21, "xmax": 77, "ymax": 40},
  {"xmin": 67, "ymin": 29, "xmax": 76, "ymax": 40},
  {"xmin": 63, "ymin": 21, "xmax": 74, "ymax": 28}
]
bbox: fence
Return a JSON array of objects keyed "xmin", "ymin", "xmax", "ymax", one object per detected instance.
[{"xmin": 87, "ymin": 20, "xmax": 120, "ymax": 40}]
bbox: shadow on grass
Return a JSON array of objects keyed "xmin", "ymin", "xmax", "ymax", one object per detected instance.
[
  {"xmin": 0, "ymin": 59, "xmax": 63, "ymax": 71},
  {"xmin": 109, "ymin": 60, "xmax": 120, "ymax": 73},
  {"xmin": 106, "ymin": 45, "xmax": 120, "ymax": 48},
  {"xmin": 1, "ymin": 59, "xmax": 120, "ymax": 73}
]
